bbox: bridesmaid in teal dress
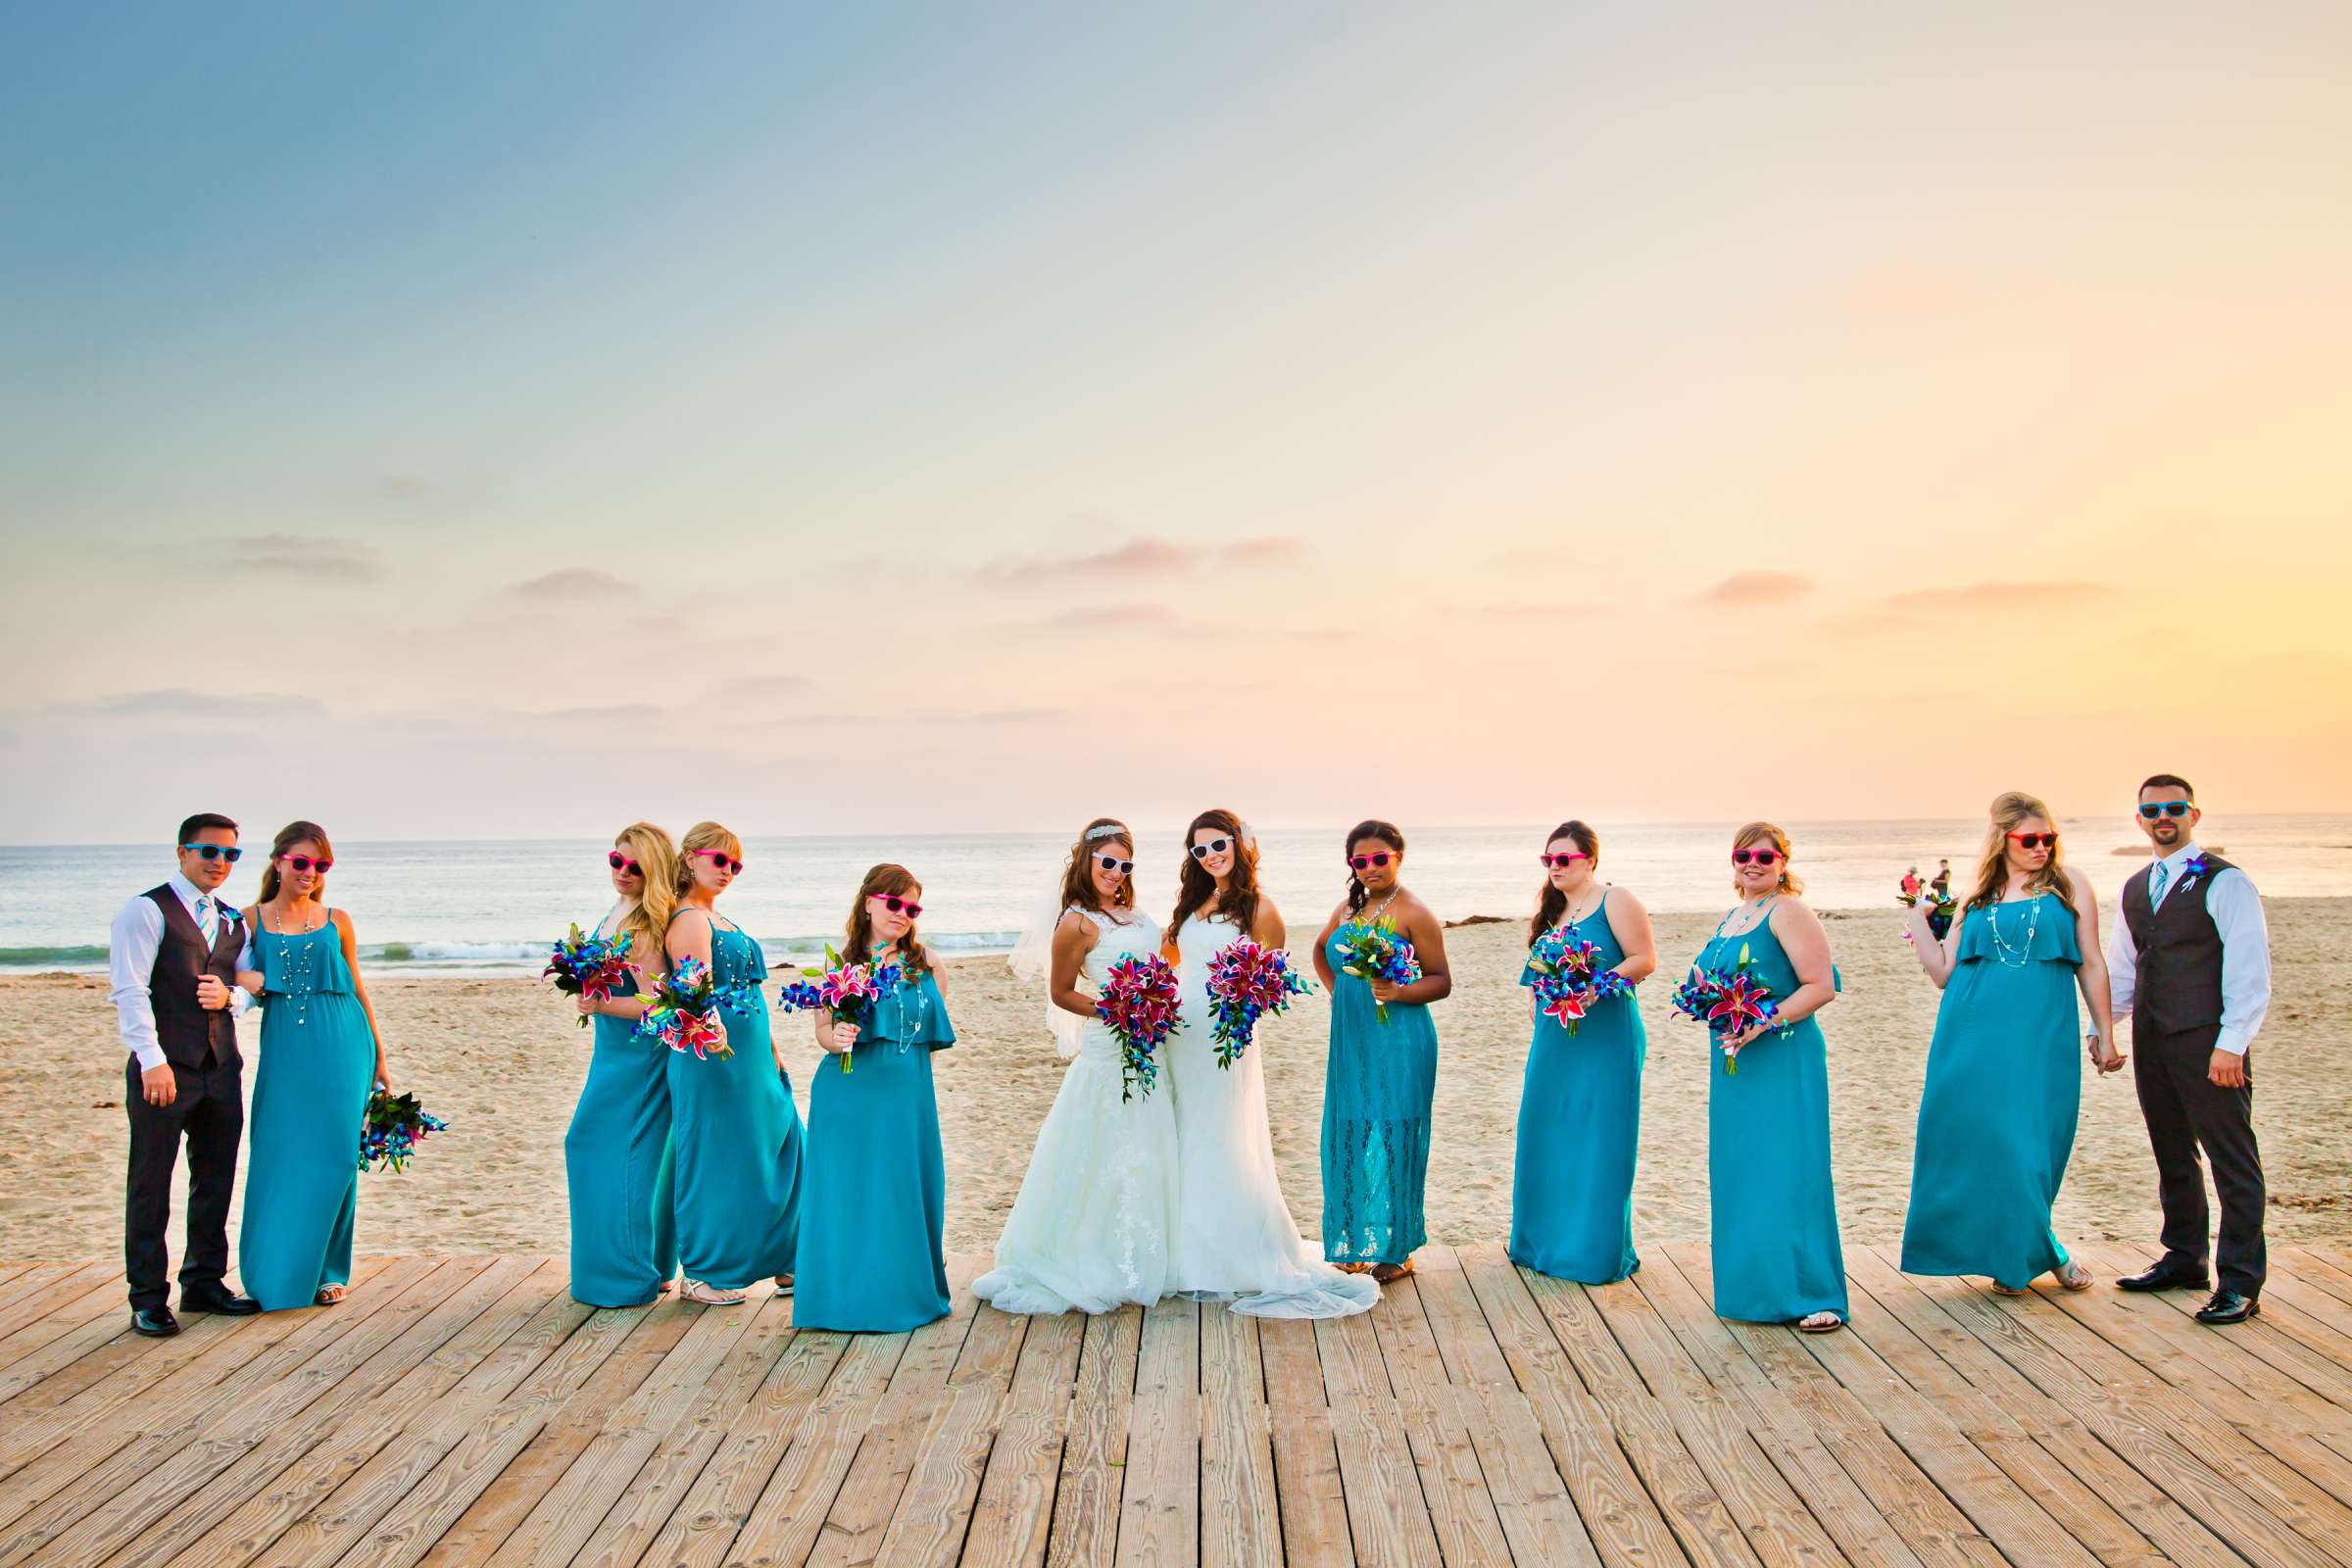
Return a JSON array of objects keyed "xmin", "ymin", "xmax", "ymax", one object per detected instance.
[
  {"xmin": 663, "ymin": 822, "xmax": 803, "ymax": 1305},
  {"xmin": 1901, "ymin": 792, "xmax": 2123, "ymax": 1294},
  {"xmin": 1312, "ymin": 820, "xmax": 1452, "ymax": 1283},
  {"xmin": 796, "ymin": 864, "xmax": 956, "ymax": 1332},
  {"xmin": 1511, "ymin": 821, "xmax": 1657, "ymax": 1284},
  {"xmin": 234, "ymin": 822, "xmax": 387, "ymax": 1311},
  {"xmin": 1688, "ymin": 823, "xmax": 1846, "ymax": 1331},
  {"xmin": 562, "ymin": 823, "xmax": 682, "ymax": 1307}
]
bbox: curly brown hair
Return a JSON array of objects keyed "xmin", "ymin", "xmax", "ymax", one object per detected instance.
[
  {"xmin": 844, "ymin": 862, "xmax": 929, "ymax": 976},
  {"xmin": 1168, "ymin": 808, "xmax": 1259, "ymax": 940},
  {"xmin": 1058, "ymin": 817, "xmax": 1136, "ymax": 915}
]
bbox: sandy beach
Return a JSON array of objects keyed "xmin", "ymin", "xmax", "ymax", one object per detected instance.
[{"xmin": 4, "ymin": 902, "xmax": 2346, "ymax": 1268}]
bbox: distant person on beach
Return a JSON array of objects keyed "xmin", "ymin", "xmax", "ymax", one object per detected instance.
[
  {"xmin": 2110, "ymin": 774, "xmax": 2274, "ymax": 1326},
  {"xmin": 1899, "ymin": 867, "xmax": 1922, "ymax": 903},
  {"xmin": 107, "ymin": 812, "xmax": 261, "ymax": 1337},
  {"xmin": 1932, "ymin": 859, "xmax": 1952, "ymax": 896}
]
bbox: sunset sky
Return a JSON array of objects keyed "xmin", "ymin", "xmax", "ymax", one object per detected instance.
[{"xmin": 5, "ymin": 2, "xmax": 2349, "ymax": 843}]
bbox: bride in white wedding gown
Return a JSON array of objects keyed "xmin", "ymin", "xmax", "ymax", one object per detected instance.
[
  {"xmin": 973, "ymin": 818, "xmax": 1181, "ymax": 1315},
  {"xmin": 1162, "ymin": 811, "xmax": 1377, "ymax": 1319}
]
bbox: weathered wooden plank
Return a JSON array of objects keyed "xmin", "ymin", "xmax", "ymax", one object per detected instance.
[
  {"xmin": 1255, "ymin": 1316, "xmax": 1355, "ymax": 1568},
  {"xmin": 1198, "ymin": 1306, "xmax": 1281, "ymax": 1568},
  {"xmin": 1367, "ymin": 1270, "xmax": 1519, "ymax": 1568},
  {"xmin": 1451, "ymin": 1247, "xmax": 1692, "ymax": 1568},
  {"xmin": 174, "ymin": 1265, "xmax": 590, "ymax": 1568},
  {"xmin": 0, "ymin": 1256, "xmax": 450, "ymax": 1559},
  {"xmin": 477, "ymin": 1287, "xmax": 782, "ymax": 1568},
  {"xmin": 1112, "ymin": 1296, "xmax": 1200, "ymax": 1568},
  {"xmin": 868, "ymin": 1297, "xmax": 1029, "ymax": 1568},
  {"xmin": 1047, "ymin": 1306, "xmax": 1143, "ymax": 1568},
  {"xmin": 719, "ymin": 1325, "xmax": 914, "ymax": 1568},
  {"xmin": 0, "ymin": 1271, "xmax": 124, "ymax": 1379},
  {"xmin": 403, "ymin": 1290, "xmax": 702, "ymax": 1568},
  {"xmin": 958, "ymin": 1308, "xmax": 1084, "ymax": 1568},
  {"xmin": 613, "ymin": 1318, "xmax": 848, "ymax": 1568},
  {"xmin": 1316, "ymin": 1301, "xmax": 1441, "ymax": 1568},
  {"xmin": 803, "ymin": 1256, "xmax": 986, "ymax": 1568},
  {"xmin": 0, "ymin": 1265, "xmax": 115, "ymax": 1347},
  {"xmin": 318, "ymin": 1298, "xmax": 670, "ymax": 1568},
  {"xmin": 1868, "ymin": 1247, "xmax": 2339, "ymax": 1568},
  {"xmin": 89, "ymin": 1255, "xmax": 548, "ymax": 1568}
]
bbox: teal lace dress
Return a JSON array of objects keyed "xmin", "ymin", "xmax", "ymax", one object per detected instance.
[{"xmin": 1319, "ymin": 920, "xmax": 1439, "ymax": 1268}]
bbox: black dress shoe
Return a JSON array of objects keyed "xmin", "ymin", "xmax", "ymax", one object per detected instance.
[
  {"xmin": 2117, "ymin": 1259, "xmax": 2211, "ymax": 1293},
  {"xmin": 131, "ymin": 1306, "xmax": 180, "ymax": 1338},
  {"xmin": 181, "ymin": 1284, "xmax": 260, "ymax": 1316},
  {"xmin": 2195, "ymin": 1290, "xmax": 2260, "ymax": 1325}
]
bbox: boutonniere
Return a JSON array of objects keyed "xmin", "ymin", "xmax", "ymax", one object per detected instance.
[{"xmin": 2180, "ymin": 852, "xmax": 2212, "ymax": 891}]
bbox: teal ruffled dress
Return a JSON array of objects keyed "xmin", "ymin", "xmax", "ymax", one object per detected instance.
[
  {"xmin": 1694, "ymin": 903, "xmax": 1848, "ymax": 1323},
  {"xmin": 664, "ymin": 919, "xmax": 803, "ymax": 1291},
  {"xmin": 1320, "ymin": 923, "xmax": 1439, "ymax": 1268},
  {"xmin": 1900, "ymin": 895, "xmax": 2083, "ymax": 1288},
  {"xmin": 238, "ymin": 911, "xmax": 376, "ymax": 1311},
  {"xmin": 1510, "ymin": 893, "xmax": 1644, "ymax": 1284},
  {"xmin": 794, "ymin": 967, "xmax": 955, "ymax": 1332},
  {"xmin": 563, "ymin": 949, "xmax": 679, "ymax": 1307}
]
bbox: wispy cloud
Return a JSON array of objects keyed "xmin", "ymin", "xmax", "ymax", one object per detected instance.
[
  {"xmin": 506, "ymin": 567, "xmax": 631, "ymax": 603},
  {"xmin": 59, "ymin": 689, "xmax": 330, "ymax": 722},
  {"xmin": 216, "ymin": 533, "xmax": 379, "ymax": 581},
  {"xmin": 977, "ymin": 534, "xmax": 1309, "ymax": 587},
  {"xmin": 719, "ymin": 675, "xmax": 813, "ymax": 702},
  {"xmin": 1039, "ymin": 604, "xmax": 1183, "ymax": 633},
  {"xmin": 1695, "ymin": 570, "xmax": 1813, "ymax": 606},
  {"xmin": 1885, "ymin": 580, "xmax": 2107, "ymax": 610}
]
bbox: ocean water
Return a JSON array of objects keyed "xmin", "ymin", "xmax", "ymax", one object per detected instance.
[{"xmin": 11, "ymin": 814, "xmax": 2349, "ymax": 976}]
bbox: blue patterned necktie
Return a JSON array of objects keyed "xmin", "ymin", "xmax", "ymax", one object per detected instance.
[
  {"xmin": 2149, "ymin": 861, "xmax": 2170, "ymax": 907},
  {"xmin": 194, "ymin": 894, "xmax": 217, "ymax": 946}
]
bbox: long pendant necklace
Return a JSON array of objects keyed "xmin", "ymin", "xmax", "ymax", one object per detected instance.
[
  {"xmin": 1984, "ymin": 890, "xmax": 2041, "ymax": 968},
  {"xmin": 270, "ymin": 901, "xmax": 323, "ymax": 1027}
]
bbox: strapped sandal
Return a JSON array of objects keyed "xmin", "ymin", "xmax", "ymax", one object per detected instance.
[
  {"xmin": 314, "ymin": 1285, "xmax": 347, "ymax": 1305},
  {"xmin": 1990, "ymin": 1283, "xmax": 2028, "ymax": 1297},
  {"xmin": 2057, "ymin": 1261, "xmax": 2094, "ymax": 1292},
  {"xmin": 1796, "ymin": 1310, "xmax": 1844, "ymax": 1334},
  {"xmin": 773, "ymin": 1274, "xmax": 794, "ymax": 1297},
  {"xmin": 678, "ymin": 1279, "xmax": 746, "ymax": 1306},
  {"xmin": 1371, "ymin": 1260, "xmax": 1416, "ymax": 1284}
]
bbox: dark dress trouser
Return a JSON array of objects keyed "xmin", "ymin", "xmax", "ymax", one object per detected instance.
[
  {"xmin": 124, "ymin": 1055, "xmax": 244, "ymax": 1311},
  {"xmin": 2132, "ymin": 1020, "xmax": 2265, "ymax": 1296}
]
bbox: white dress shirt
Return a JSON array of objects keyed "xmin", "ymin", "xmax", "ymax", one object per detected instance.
[
  {"xmin": 2106, "ymin": 841, "xmax": 2272, "ymax": 1055},
  {"xmin": 108, "ymin": 872, "xmax": 255, "ymax": 1072}
]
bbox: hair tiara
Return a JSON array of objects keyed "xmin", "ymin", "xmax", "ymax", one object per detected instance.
[{"xmin": 1085, "ymin": 822, "xmax": 1125, "ymax": 843}]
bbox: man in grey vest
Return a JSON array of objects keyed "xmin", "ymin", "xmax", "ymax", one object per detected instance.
[
  {"xmin": 2105, "ymin": 774, "xmax": 2273, "ymax": 1324},
  {"xmin": 107, "ymin": 813, "xmax": 263, "ymax": 1336}
]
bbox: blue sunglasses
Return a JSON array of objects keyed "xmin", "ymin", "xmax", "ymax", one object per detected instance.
[
  {"xmin": 179, "ymin": 843, "xmax": 243, "ymax": 861},
  {"xmin": 2137, "ymin": 802, "xmax": 2192, "ymax": 820}
]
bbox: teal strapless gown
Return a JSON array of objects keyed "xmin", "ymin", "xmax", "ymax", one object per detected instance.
[
  {"xmin": 665, "ymin": 921, "xmax": 803, "ymax": 1291},
  {"xmin": 794, "ymin": 968, "xmax": 955, "ymax": 1332},
  {"xmin": 1511, "ymin": 893, "xmax": 1644, "ymax": 1284},
  {"xmin": 1900, "ymin": 895, "xmax": 2083, "ymax": 1288},
  {"xmin": 1694, "ymin": 904, "xmax": 1848, "ymax": 1323},
  {"xmin": 563, "ymin": 958, "xmax": 679, "ymax": 1307},
  {"xmin": 1320, "ymin": 924, "xmax": 1439, "ymax": 1268},
  {"xmin": 239, "ymin": 912, "xmax": 375, "ymax": 1311}
]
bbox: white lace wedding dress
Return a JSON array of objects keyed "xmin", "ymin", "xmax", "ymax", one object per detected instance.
[
  {"xmin": 1165, "ymin": 912, "xmax": 1378, "ymax": 1318},
  {"xmin": 973, "ymin": 906, "xmax": 1181, "ymax": 1315}
]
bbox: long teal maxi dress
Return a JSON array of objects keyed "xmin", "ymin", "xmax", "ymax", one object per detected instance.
[
  {"xmin": 1900, "ymin": 894, "xmax": 2083, "ymax": 1288},
  {"xmin": 1320, "ymin": 921, "xmax": 1440, "ymax": 1268},
  {"xmin": 1511, "ymin": 892, "xmax": 1644, "ymax": 1284},
  {"xmin": 564, "ymin": 933, "xmax": 679, "ymax": 1307},
  {"xmin": 795, "ymin": 967, "xmax": 956, "ymax": 1332},
  {"xmin": 1694, "ymin": 902, "xmax": 1848, "ymax": 1323},
  {"xmin": 665, "ymin": 918, "xmax": 802, "ymax": 1292},
  {"xmin": 238, "ymin": 910, "xmax": 376, "ymax": 1311}
]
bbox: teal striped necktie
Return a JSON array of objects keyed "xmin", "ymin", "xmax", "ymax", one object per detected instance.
[{"xmin": 2149, "ymin": 861, "xmax": 2170, "ymax": 907}]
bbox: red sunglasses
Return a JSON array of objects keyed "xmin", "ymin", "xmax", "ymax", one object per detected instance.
[
  {"xmin": 608, "ymin": 852, "xmax": 642, "ymax": 876},
  {"xmin": 1731, "ymin": 848, "xmax": 1780, "ymax": 866},
  {"xmin": 1539, "ymin": 853, "xmax": 1590, "ymax": 869},
  {"xmin": 692, "ymin": 850, "xmax": 744, "ymax": 875},
  {"xmin": 871, "ymin": 894, "xmax": 924, "ymax": 919},
  {"xmin": 2007, "ymin": 832, "xmax": 2059, "ymax": 850},
  {"xmin": 1349, "ymin": 852, "xmax": 1396, "ymax": 870},
  {"xmin": 281, "ymin": 854, "xmax": 333, "ymax": 873}
]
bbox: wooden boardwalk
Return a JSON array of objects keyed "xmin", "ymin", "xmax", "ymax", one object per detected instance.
[{"xmin": 6, "ymin": 1241, "xmax": 2352, "ymax": 1567}]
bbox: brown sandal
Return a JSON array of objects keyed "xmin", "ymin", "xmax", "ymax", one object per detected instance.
[{"xmin": 1371, "ymin": 1260, "xmax": 1416, "ymax": 1284}]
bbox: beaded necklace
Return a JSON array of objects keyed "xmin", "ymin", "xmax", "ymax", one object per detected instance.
[
  {"xmin": 884, "ymin": 947, "xmax": 925, "ymax": 1052},
  {"xmin": 1984, "ymin": 888, "xmax": 2042, "ymax": 968},
  {"xmin": 267, "ymin": 902, "xmax": 327, "ymax": 1028}
]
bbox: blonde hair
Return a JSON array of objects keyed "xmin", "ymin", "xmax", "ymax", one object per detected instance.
[
  {"xmin": 1731, "ymin": 820, "xmax": 1803, "ymax": 896},
  {"xmin": 612, "ymin": 822, "xmax": 678, "ymax": 971},
  {"xmin": 673, "ymin": 820, "xmax": 745, "ymax": 896},
  {"xmin": 1964, "ymin": 792, "xmax": 2078, "ymax": 915}
]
